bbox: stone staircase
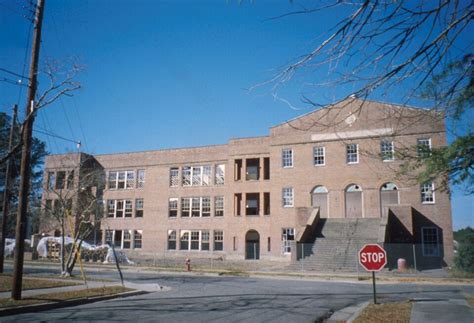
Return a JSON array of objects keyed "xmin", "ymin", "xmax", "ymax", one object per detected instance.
[{"xmin": 288, "ymin": 218, "xmax": 381, "ymax": 272}]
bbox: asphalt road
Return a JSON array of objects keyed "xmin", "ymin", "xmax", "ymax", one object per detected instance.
[{"xmin": 2, "ymin": 265, "xmax": 473, "ymax": 322}]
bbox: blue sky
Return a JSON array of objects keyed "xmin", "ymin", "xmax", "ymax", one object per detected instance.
[{"xmin": 1, "ymin": 0, "xmax": 472, "ymax": 229}]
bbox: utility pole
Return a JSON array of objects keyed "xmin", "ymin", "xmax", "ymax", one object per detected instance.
[
  {"xmin": 0, "ymin": 105, "xmax": 18, "ymax": 273},
  {"xmin": 11, "ymin": 0, "xmax": 45, "ymax": 300}
]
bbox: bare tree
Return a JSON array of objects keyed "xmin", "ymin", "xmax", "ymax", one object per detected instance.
[
  {"xmin": 256, "ymin": 0, "xmax": 473, "ymax": 192},
  {"xmin": 42, "ymin": 154, "xmax": 104, "ymax": 276}
]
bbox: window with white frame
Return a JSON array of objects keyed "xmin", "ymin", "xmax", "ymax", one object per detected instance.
[
  {"xmin": 214, "ymin": 230, "xmax": 223, "ymax": 251},
  {"xmin": 137, "ymin": 169, "xmax": 145, "ymax": 188},
  {"xmin": 282, "ymin": 148, "xmax": 293, "ymax": 168},
  {"xmin": 182, "ymin": 167, "xmax": 191, "ymax": 186},
  {"xmin": 202, "ymin": 197, "xmax": 211, "ymax": 217},
  {"xmin": 282, "ymin": 228, "xmax": 295, "ymax": 254},
  {"xmin": 108, "ymin": 170, "xmax": 135, "ymax": 189},
  {"xmin": 168, "ymin": 230, "xmax": 176, "ymax": 250},
  {"xmin": 417, "ymin": 138, "xmax": 432, "ymax": 157},
  {"xmin": 422, "ymin": 227, "xmax": 440, "ymax": 256},
  {"xmin": 215, "ymin": 196, "xmax": 224, "ymax": 217},
  {"xmin": 47, "ymin": 172, "xmax": 55, "ymax": 190},
  {"xmin": 421, "ymin": 182, "xmax": 435, "ymax": 203},
  {"xmin": 346, "ymin": 144, "xmax": 359, "ymax": 164},
  {"xmin": 181, "ymin": 197, "xmax": 211, "ymax": 217},
  {"xmin": 313, "ymin": 146, "xmax": 325, "ymax": 166},
  {"xmin": 282, "ymin": 187, "xmax": 294, "ymax": 207},
  {"xmin": 215, "ymin": 164, "xmax": 225, "ymax": 185},
  {"xmin": 381, "ymin": 140, "xmax": 394, "ymax": 161},
  {"xmin": 106, "ymin": 199, "xmax": 133, "ymax": 218},
  {"xmin": 105, "ymin": 229, "xmax": 113, "ymax": 244},
  {"xmin": 124, "ymin": 200, "xmax": 133, "ymax": 217},
  {"xmin": 192, "ymin": 167, "xmax": 202, "ymax": 186},
  {"xmin": 123, "ymin": 230, "xmax": 132, "ymax": 249},
  {"xmin": 135, "ymin": 199, "xmax": 144, "ymax": 217},
  {"xmin": 178, "ymin": 230, "xmax": 212, "ymax": 251},
  {"xmin": 134, "ymin": 230, "xmax": 142, "ymax": 249},
  {"xmin": 202, "ymin": 165, "xmax": 211, "ymax": 186},
  {"xmin": 181, "ymin": 198, "xmax": 190, "ymax": 217},
  {"xmin": 169, "ymin": 198, "xmax": 178, "ymax": 217},
  {"xmin": 170, "ymin": 168, "xmax": 179, "ymax": 187}
]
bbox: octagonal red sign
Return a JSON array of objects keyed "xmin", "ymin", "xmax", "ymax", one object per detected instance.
[{"xmin": 359, "ymin": 244, "xmax": 387, "ymax": 271}]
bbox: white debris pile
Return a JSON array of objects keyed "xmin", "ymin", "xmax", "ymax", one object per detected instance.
[
  {"xmin": 36, "ymin": 236, "xmax": 134, "ymax": 264},
  {"xmin": 4, "ymin": 238, "xmax": 32, "ymax": 257},
  {"xmin": 103, "ymin": 248, "xmax": 134, "ymax": 265}
]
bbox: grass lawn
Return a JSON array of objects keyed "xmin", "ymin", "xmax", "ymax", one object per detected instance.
[
  {"xmin": 0, "ymin": 274, "xmax": 79, "ymax": 292},
  {"xmin": 354, "ymin": 301, "xmax": 412, "ymax": 323},
  {"xmin": 0, "ymin": 286, "xmax": 133, "ymax": 308}
]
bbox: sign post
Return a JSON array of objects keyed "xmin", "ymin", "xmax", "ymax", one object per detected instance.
[{"xmin": 358, "ymin": 244, "xmax": 387, "ymax": 304}]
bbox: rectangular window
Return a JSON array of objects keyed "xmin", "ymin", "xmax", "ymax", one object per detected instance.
[
  {"xmin": 201, "ymin": 230, "xmax": 210, "ymax": 251},
  {"xmin": 263, "ymin": 157, "xmax": 270, "ymax": 180},
  {"xmin": 45, "ymin": 199, "xmax": 53, "ymax": 213},
  {"xmin": 381, "ymin": 140, "xmax": 394, "ymax": 161},
  {"xmin": 180, "ymin": 231, "xmax": 190, "ymax": 250},
  {"xmin": 108, "ymin": 171, "xmax": 117, "ymax": 189},
  {"xmin": 202, "ymin": 165, "xmax": 211, "ymax": 186},
  {"xmin": 192, "ymin": 167, "xmax": 203, "ymax": 186},
  {"xmin": 264, "ymin": 192, "xmax": 270, "ymax": 215},
  {"xmin": 214, "ymin": 230, "xmax": 223, "ymax": 251},
  {"xmin": 422, "ymin": 227, "xmax": 440, "ymax": 256},
  {"xmin": 105, "ymin": 229, "xmax": 113, "ymax": 244},
  {"xmin": 215, "ymin": 164, "xmax": 225, "ymax": 185},
  {"xmin": 234, "ymin": 193, "xmax": 242, "ymax": 216},
  {"xmin": 170, "ymin": 168, "xmax": 179, "ymax": 187},
  {"xmin": 169, "ymin": 198, "xmax": 178, "ymax": 218},
  {"xmin": 168, "ymin": 230, "xmax": 176, "ymax": 250},
  {"xmin": 246, "ymin": 158, "xmax": 260, "ymax": 180},
  {"xmin": 417, "ymin": 138, "xmax": 432, "ymax": 157},
  {"xmin": 133, "ymin": 230, "xmax": 142, "ymax": 249},
  {"xmin": 55, "ymin": 171, "xmax": 66, "ymax": 190},
  {"xmin": 137, "ymin": 169, "xmax": 145, "ymax": 188},
  {"xmin": 421, "ymin": 182, "xmax": 435, "ymax": 203},
  {"xmin": 346, "ymin": 144, "xmax": 359, "ymax": 164},
  {"xmin": 107, "ymin": 200, "xmax": 115, "ymax": 218},
  {"xmin": 246, "ymin": 193, "xmax": 259, "ymax": 216},
  {"xmin": 116, "ymin": 200, "xmax": 124, "ymax": 218},
  {"xmin": 313, "ymin": 147, "xmax": 325, "ymax": 166},
  {"xmin": 124, "ymin": 200, "xmax": 133, "ymax": 217},
  {"xmin": 47, "ymin": 171, "xmax": 55, "ymax": 190},
  {"xmin": 191, "ymin": 197, "xmax": 201, "ymax": 217},
  {"xmin": 215, "ymin": 196, "xmax": 224, "ymax": 217},
  {"xmin": 117, "ymin": 171, "xmax": 126, "ymax": 189},
  {"xmin": 181, "ymin": 198, "xmax": 190, "ymax": 217},
  {"xmin": 190, "ymin": 231, "xmax": 200, "ymax": 250},
  {"xmin": 234, "ymin": 159, "xmax": 242, "ymax": 181},
  {"xmin": 182, "ymin": 167, "xmax": 191, "ymax": 186},
  {"xmin": 114, "ymin": 230, "xmax": 122, "ymax": 248},
  {"xmin": 123, "ymin": 230, "xmax": 132, "ymax": 249},
  {"xmin": 67, "ymin": 170, "xmax": 74, "ymax": 189},
  {"xmin": 126, "ymin": 171, "xmax": 135, "ymax": 189},
  {"xmin": 282, "ymin": 149, "xmax": 293, "ymax": 168},
  {"xmin": 282, "ymin": 187, "xmax": 294, "ymax": 207},
  {"xmin": 135, "ymin": 198, "xmax": 144, "ymax": 217},
  {"xmin": 282, "ymin": 228, "xmax": 295, "ymax": 253},
  {"xmin": 202, "ymin": 197, "xmax": 211, "ymax": 217}
]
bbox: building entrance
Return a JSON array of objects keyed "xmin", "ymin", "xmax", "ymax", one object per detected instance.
[{"xmin": 245, "ymin": 230, "xmax": 260, "ymax": 260}]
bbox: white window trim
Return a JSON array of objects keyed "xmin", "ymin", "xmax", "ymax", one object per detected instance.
[
  {"xmin": 381, "ymin": 140, "xmax": 395, "ymax": 162},
  {"xmin": 421, "ymin": 182, "xmax": 436, "ymax": 204},
  {"xmin": 346, "ymin": 144, "xmax": 359, "ymax": 164},
  {"xmin": 313, "ymin": 146, "xmax": 326, "ymax": 166},
  {"xmin": 282, "ymin": 187, "xmax": 294, "ymax": 207},
  {"xmin": 421, "ymin": 226, "xmax": 440, "ymax": 257},
  {"xmin": 282, "ymin": 148, "xmax": 294, "ymax": 168},
  {"xmin": 281, "ymin": 228, "xmax": 295, "ymax": 254}
]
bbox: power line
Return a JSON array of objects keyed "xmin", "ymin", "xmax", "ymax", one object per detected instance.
[
  {"xmin": 0, "ymin": 67, "xmax": 29, "ymax": 80},
  {"xmin": 33, "ymin": 128, "xmax": 81, "ymax": 145}
]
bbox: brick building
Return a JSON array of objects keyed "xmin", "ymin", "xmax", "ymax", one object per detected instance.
[{"xmin": 40, "ymin": 99, "xmax": 454, "ymax": 268}]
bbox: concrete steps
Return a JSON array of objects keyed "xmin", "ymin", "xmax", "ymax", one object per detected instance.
[{"xmin": 288, "ymin": 218, "xmax": 381, "ymax": 272}]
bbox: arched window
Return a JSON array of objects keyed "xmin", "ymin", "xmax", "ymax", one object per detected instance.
[
  {"xmin": 345, "ymin": 184, "xmax": 363, "ymax": 218},
  {"xmin": 380, "ymin": 182, "xmax": 399, "ymax": 216},
  {"xmin": 311, "ymin": 186, "xmax": 328, "ymax": 218}
]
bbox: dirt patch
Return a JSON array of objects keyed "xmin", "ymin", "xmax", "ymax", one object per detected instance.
[
  {"xmin": 467, "ymin": 297, "xmax": 474, "ymax": 307},
  {"xmin": 353, "ymin": 301, "xmax": 412, "ymax": 323}
]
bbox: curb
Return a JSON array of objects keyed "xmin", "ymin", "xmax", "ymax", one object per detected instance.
[
  {"xmin": 0, "ymin": 289, "xmax": 148, "ymax": 317},
  {"xmin": 326, "ymin": 301, "xmax": 370, "ymax": 323}
]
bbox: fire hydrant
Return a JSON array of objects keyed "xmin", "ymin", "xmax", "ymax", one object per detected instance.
[{"xmin": 185, "ymin": 258, "xmax": 191, "ymax": 272}]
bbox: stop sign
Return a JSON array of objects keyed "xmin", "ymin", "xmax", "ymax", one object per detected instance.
[{"xmin": 359, "ymin": 244, "xmax": 387, "ymax": 271}]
